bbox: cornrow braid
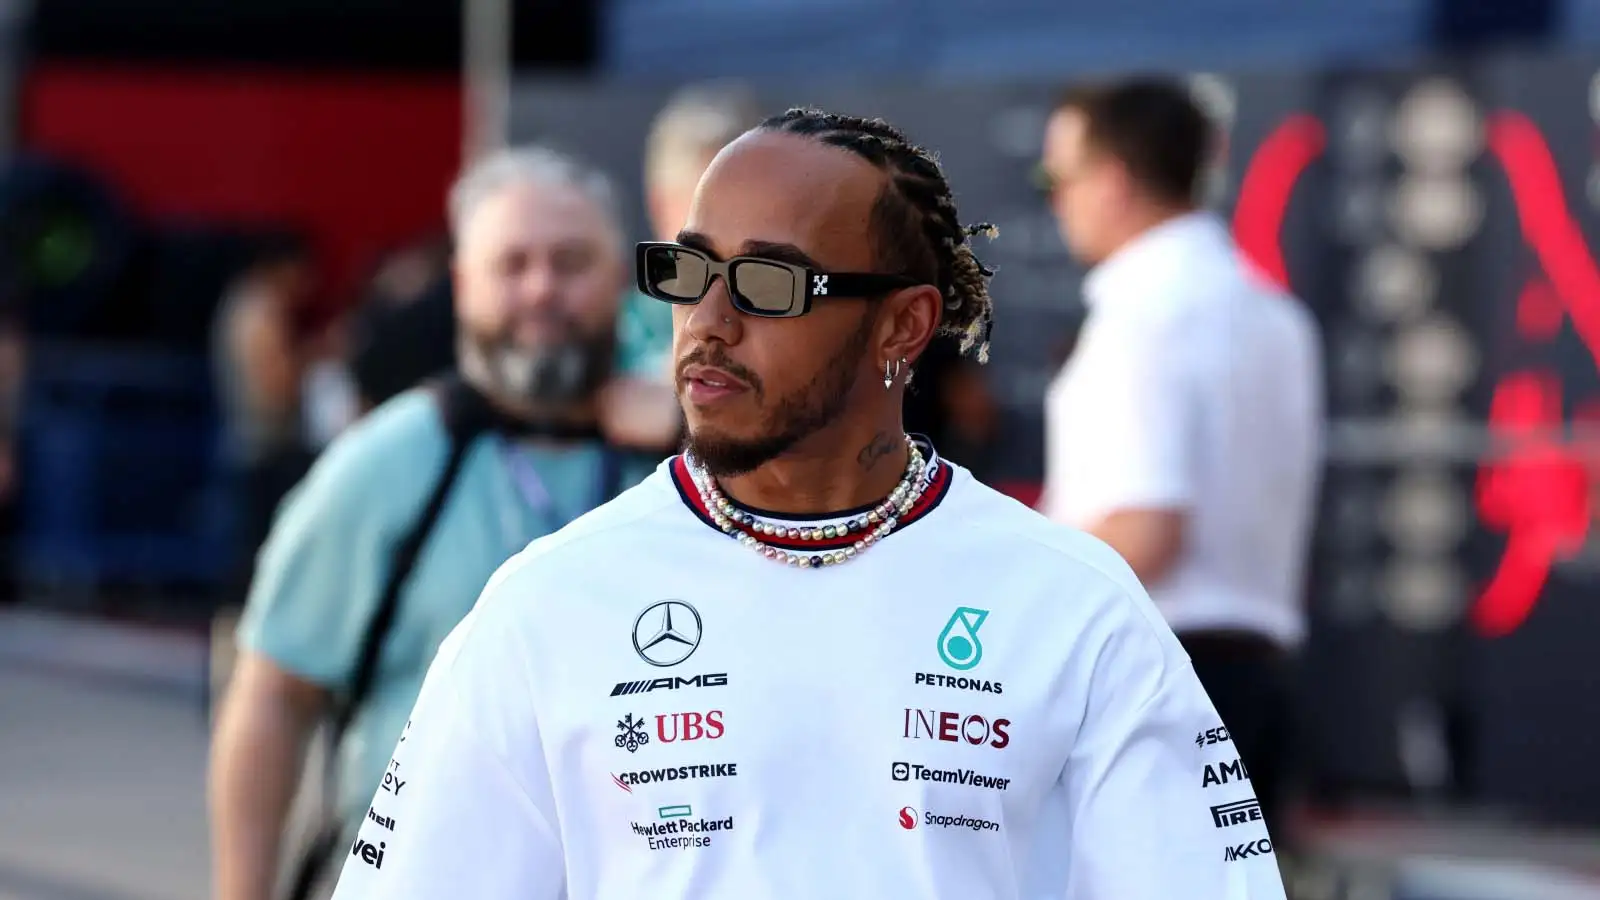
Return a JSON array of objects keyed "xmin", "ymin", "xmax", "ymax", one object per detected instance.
[{"xmin": 758, "ymin": 107, "xmax": 998, "ymax": 363}]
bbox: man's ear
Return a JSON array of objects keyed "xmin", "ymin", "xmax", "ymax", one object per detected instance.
[{"xmin": 877, "ymin": 284, "xmax": 943, "ymax": 366}]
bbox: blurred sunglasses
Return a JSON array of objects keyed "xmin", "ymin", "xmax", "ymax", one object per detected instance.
[{"xmin": 636, "ymin": 242, "xmax": 918, "ymax": 318}]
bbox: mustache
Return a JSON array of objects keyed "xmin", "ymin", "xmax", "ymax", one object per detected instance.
[{"xmin": 675, "ymin": 346, "xmax": 763, "ymax": 394}]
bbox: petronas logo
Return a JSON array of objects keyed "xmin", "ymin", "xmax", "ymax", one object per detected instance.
[{"xmin": 937, "ymin": 607, "xmax": 990, "ymax": 671}]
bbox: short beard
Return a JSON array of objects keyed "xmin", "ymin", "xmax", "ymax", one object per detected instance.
[
  {"xmin": 685, "ymin": 314, "xmax": 874, "ymax": 479},
  {"xmin": 459, "ymin": 330, "xmax": 614, "ymax": 409}
]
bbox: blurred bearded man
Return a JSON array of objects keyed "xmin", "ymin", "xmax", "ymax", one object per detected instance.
[{"xmin": 209, "ymin": 147, "xmax": 657, "ymax": 900}]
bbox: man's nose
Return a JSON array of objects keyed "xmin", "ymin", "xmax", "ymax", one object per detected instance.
[{"xmin": 683, "ymin": 274, "xmax": 741, "ymax": 344}]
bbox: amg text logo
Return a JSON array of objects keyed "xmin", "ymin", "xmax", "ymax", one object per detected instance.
[
  {"xmin": 1201, "ymin": 758, "xmax": 1250, "ymax": 788},
  {"xmin": 1224, "ymin": 838, "xmax": 1274, "ymax": 862},
  {"xmin": 610, "ymin": 673, "xmax": 728, "ymax": 697},
  {"xmin": 902, "ymin": 709, "xmax": 1011, "ymax": 749},
  {"xmin": 1210, "ymin": 798, "xmax": 1263, "ymax": 828}
]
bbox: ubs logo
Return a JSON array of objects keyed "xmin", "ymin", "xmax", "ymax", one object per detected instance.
[
  {"xmin": 902, "ymin": 708, "xmax": 1011, "ymax": 749},
  {"xmin": 657, "ymin": 710, "xmax": 724, "ymax": 743}
]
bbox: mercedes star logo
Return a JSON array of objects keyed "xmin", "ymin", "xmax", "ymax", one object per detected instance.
[{"xmin": 632, "ymin": 601, "xmax": 703, "ymax": 667}]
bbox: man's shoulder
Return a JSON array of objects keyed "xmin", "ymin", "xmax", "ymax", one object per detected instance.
[
  {"xmin": 287, "ymin": 389, "xmax": 449, "ymax": 512},
  {"xmin": 944, "ymin": 474, "xmax": 1164, "ymax": 614}
]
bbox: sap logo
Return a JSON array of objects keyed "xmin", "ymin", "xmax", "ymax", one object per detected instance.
[
  {"xmin": 1201, "ymin": 758, "xmax": 1250, "ymax": 788},
  {"xmin": 1224, "ymin": 838, "xmax": 1274, "ymax": 862},
  {"xmin": 902, "ymin": 709, "xmax": 1011, "ymax": 749},
  {"xmin": 610, "ymin": 673, "xmax": 728, "ymax": 697},
  {"xmin": 657, "ymin": 710, "xmax": 724, "ymax": 743},
  {"xmin": 379, "ymin": 760, "xmax": 406, "ymax": 797},
  {"xmin": 350, "ymin": 838, "xmax": 387, "ymax": 869},
  {"xmin": 1195, "ymin": 726, "xmax": 1231, "ymax": 748},
  {"xmin": 365, "ymin": 807, "xmax": 396, "ymax": 831},
  {"xmin": 1210, "ymin": 798, "xmax": 1263, "ymax": 829}
]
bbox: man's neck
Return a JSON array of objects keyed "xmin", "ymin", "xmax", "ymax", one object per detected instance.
[
  {"xmin": 468, "ymin": 374, "xmax": 599, "ymax": 433},
  {"xmin": 717, "ymin": 421, "xmax": 910, "ymax": 517}
]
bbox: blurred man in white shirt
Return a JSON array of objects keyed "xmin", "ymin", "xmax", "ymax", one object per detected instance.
[{"xmin": 1038, "ymin": 77, "xmax": 1324, "ymax": 833}]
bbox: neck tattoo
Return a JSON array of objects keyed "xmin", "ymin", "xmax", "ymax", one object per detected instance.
[{"xmin": 689, "ymin": 434, "xmax": 929, "ymax": 569}]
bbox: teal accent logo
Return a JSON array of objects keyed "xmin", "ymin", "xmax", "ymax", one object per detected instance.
[
  {"xmin": 658, "ymin": 805, "xmax": 692, "ymax": 819},
  {"xmin": 938, "ymin": 607, "xmax": 989, "ymax": 670}
]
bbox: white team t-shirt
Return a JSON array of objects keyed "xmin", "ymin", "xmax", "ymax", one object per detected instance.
[{"xmin": 331, "ymin": 452, "xmax": 1287, "ymax": 900}]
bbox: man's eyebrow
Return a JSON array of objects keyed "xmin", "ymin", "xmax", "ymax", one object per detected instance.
[
  {"xmin": 673, "ymin": 230, "xmax": 825, "ymax": 271},
  {"xmin": 739, "ymin": 240, "xmax": 824, "ymax": 271},
  {"xmin": 675, "ymin": 230, "xmax": 717, "ymax": 255}
]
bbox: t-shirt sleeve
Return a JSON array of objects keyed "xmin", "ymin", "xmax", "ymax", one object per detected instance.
[
  {"xmin": 329, "ymin": 583, "xmax": 564, "ymax": 900},
  {"xmin": 236, "ymin": 405, "xmax": 442, "ymax": 687},
  {"xmin": 1062, "ymin": 587, "xmax": 1286, "ymax": 899},
  {"xmin": 1051, "ymin": 315, "xmax": 1197, "ymax": 514}
]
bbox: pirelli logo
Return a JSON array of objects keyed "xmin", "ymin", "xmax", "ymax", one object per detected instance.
[
  {"xmin": 609, "ymin": 673, "xmax": 728, "ymax": 697},
  {"xmin": 1210, "ymin": 798, "xmax": 1264, "ymax": 829}
]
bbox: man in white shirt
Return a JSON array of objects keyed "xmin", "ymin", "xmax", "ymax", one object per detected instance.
[
  {"xmin": 1038, "ymin": 78, "xmax": 1324, "ymax": 833},
  {"xmin": 330, "ymin": 106, "xmax": 1288, "ymax": 900}
]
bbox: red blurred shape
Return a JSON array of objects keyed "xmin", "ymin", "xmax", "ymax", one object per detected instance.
[
  {"xmin": 1232, "ymin": 114, "xmax": 1326, "ymax": 290},
  {"xmin": 20, "ymin": 65, "xmax": 463, "ymax": 305},
  {"xmin": 1474, "ymin": 111, "xmax": 1600, "ymax": 636},
  {"xmin": 1516, "ymin": 278, "xmax": 1565, "ymax": 341},
  {"xmin": 1474, "ymin": 373, "xmax": 1590, "ymax": 637},
  {"xmin": 1487, "ymin": 112, "xmax": 1600, "ymax": 370}
]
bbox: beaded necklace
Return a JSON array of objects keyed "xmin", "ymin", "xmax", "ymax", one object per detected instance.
[{"xmin": 688, "ymin": 434, "xmax": 929, "ymax": 568}]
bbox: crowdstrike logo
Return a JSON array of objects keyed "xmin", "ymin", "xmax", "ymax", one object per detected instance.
[{"xmin": 611, "ymin": 762, "xmax": 738, "ymax": 792}]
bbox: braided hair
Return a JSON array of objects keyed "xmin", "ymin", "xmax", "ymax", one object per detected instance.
[{"xmin": 758, "ymin": 107, "xmax": 998, "ymax": 363}]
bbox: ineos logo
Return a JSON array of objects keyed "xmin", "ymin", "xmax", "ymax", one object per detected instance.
[
  {"xmin": 632, "ymin": 601, "xmax": 703, "ymax": 667},
  {"xmin": 902, "ymin": 709, "xmax": 1011, "ymax": 749}
]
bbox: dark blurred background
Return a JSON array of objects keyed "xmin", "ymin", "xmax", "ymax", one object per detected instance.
[{"xmin": 4, "ymin": 1, "xmax": 1600, "ymax": 899}]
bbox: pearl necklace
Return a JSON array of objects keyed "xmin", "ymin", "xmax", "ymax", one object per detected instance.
[{"xmin": 690, "ymin": 435, "xmax": 930, "ymax": 568}]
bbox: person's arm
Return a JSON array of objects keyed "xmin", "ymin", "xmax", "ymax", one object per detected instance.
[
  {"xmin": 1061, "ymin": 580, "xmax": 1286, "ymax": 899},
  {"xmin": 330, "ymin": 588, "xmax": 563, "ymax": 899},
  {"xmin": 1066, "ymin": 318, "xmax": 1195, "ymax": 584},
  {"xmin": 209, "ymin": 413, "xmax": 434, "ymax": 900},
  {"xmin": 209, "ymin": 654, "xmax": 328, "ymax": 900}
]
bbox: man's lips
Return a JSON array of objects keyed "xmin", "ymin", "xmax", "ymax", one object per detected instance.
[{"xmin": 679, "ymin": 363, "xmax": 751, "ymax": 404}]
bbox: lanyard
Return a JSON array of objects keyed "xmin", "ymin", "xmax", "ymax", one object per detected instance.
[{"xmin": 494, "ymin": 438, "xmax": 616, "ymax": 554}]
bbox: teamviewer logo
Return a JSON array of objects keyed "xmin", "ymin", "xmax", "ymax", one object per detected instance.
[{"xmin": 891, "ymin": 762, "xmax": 911, "ymax": 781}]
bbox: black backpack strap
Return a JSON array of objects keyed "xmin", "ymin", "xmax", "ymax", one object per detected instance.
[{"xmin": 283, "ymin": 376, "xmax": 494, "ymax": 900}]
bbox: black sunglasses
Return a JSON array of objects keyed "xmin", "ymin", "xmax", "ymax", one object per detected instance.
[{"xmin": 636, "ymin": 242, "xmax": 919, "ymax": 318}]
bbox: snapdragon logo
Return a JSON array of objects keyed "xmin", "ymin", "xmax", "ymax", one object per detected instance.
[
  {"xmin": 898, "ymin": 806, "xmax": 1001, "ymax": 833},
  {"xmin": 629, "ymin": 805, "xmax": 735, "ymax": 851}
]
